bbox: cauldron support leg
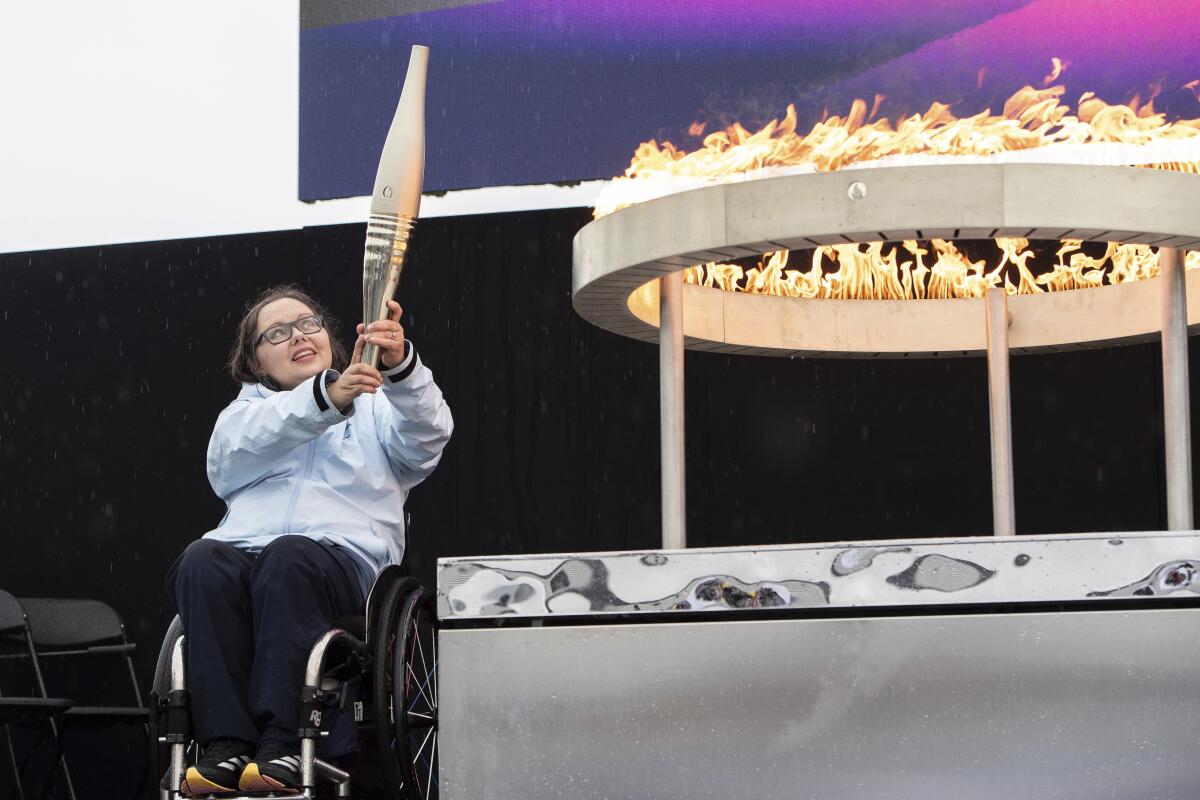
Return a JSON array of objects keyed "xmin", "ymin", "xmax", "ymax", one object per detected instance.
[
  {"xmin": 986, "ymin": 288, "xmax": 1016, "ymax": 536},
  {"xmin": 1160, "ymin": 246, "xmax": 1193, "ymax": 530},
  {"xmin": 660, "ymin": 272, "xmax": 687, "ymax": 549}
]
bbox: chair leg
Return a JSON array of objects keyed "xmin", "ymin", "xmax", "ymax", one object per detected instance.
[
  {"xmin": 19, "ymin": 722, "xmax": 74, "ymax": 800},
  {"xmin": 16, "ymin": 726, "xmax": 63, "ymax": 800},
  {"xmin": 35, "ymin": 720, "xmax": 75, "ymax": 800},
  {"xmin": 35, "ymin": 739, "xmax": 59, "ymax": 800},
  {"xmin": 4, "ymin": 723, "xmax": 27, "ymax": 800},
  {"xmin": 45, "ymin": 719, "xmax": 75, "ymax": 800},
  {"xmin": 21, "ymin": 630, "xmax": 75, "ymax": 800},
  {"xmin": 15, "ymin": 726, "xmax": 48, "ymax": 789}
]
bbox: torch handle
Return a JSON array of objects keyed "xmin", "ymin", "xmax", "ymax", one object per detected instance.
[
  {"xmin": 362, "ymin": 213, "xmax": 416, "ymax": 370},
  {"xmin": 362, "ymin": 339, "xmax": 384, "ymax": 370}
]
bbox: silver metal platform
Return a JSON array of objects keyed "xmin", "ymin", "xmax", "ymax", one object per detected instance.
[
  {"xmin": 438, "ymin": 530, "xmax": 1200, "ymax": 620},
  {"xmin": 436, "ymin": 532, "xmax": 1200, "ymax": 799}
]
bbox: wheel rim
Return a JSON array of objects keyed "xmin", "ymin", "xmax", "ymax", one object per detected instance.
[
  {"xmin": 395, "ymin": 590, "xmax": 438, "ymax": 800},
  {"xmin": 372, "ymin": 577, "xmax": 418, "ymax": 799}
]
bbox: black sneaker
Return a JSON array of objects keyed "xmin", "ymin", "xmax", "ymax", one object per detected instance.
[
  {"xmin": 239, "ymin": 738, "xmax": 303, "ymax": 794},
  {"xmin": 181, "ymin": 738, "xmax": 252, "ymax": 797}
]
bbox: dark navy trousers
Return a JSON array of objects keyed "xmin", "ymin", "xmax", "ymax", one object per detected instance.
[{"xmin": 167, "ymin": 536, "xmax": 366, "ymax": 748}]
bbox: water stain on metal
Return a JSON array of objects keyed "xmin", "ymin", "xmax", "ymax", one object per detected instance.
[
  {"xmin": 647, "ymin": 576, "xmax": 829, "ymax": 612},
  {"xmin": 831, "ymin": 546, "xmax": 912, "ymax": 576},
  {"xmin": 887, "ymin": 554, "xmax": 996, "ymax": 592},
  {"xmin": 1087, "ymin": 559, "xmax": 1200, "ymax": 597},
  {"xmin": 1014, "ymin": 554, "xmax": 1031, "ymax": 567},
  {"xmin": 440, "ymin": 557, "xmax": 829, "ymax": 616}
]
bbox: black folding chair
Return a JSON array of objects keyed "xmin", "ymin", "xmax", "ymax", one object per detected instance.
[
  {"xmin": 0, "ymin": 590, "xmax": 75, "ymax": 800},
  {"xmin": 19, "ymin": 598, "xmax": 151, "ymax": 797}
]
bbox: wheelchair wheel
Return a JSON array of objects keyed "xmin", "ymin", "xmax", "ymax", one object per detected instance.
[
  {"xmin": 150, "ymin": 616, "xmax": 186, "ymax": 792},
  {"xmin": 393, "ymin": 586, "xmax": 438, "ymax": 800},
  {"xmin": 151, "ymin": 617, "xmax": 184, "ymax": 696},
  {"xmin": 371, "ymin": 575, "xmax": 420, "ymax": 798}
]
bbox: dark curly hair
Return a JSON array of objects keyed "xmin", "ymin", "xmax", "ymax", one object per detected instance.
[{"xmin": 228, "ymin": 285, "xmax": 350, "ymax": 386}]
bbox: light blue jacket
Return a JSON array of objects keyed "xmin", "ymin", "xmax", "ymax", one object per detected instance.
[{"xmin": 202, "ymin": 344, "xmax": 453, "ymax": 593}]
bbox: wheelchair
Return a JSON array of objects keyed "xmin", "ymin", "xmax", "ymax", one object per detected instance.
[{"xmin": 150, "ymin": 565, "xmax": 439, "ymax": 800}]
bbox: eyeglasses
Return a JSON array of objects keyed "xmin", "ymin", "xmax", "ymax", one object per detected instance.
[{"xmin": 256, "ymin": 315, "xmax": 325, "ymax": 346}]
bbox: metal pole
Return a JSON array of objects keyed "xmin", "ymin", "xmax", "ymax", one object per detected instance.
[
  {"xmin": 985, "ymin": 288, "xmax": 1016, "ymax": 536},
  {"xmin": 1160, "ymin": 246, "xmax": 1193, "ymax": 530},
  {"xmin": 660, "ymin": 272, "xmax": 687, "ymax": 549}
]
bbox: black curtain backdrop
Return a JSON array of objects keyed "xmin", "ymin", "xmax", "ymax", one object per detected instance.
[{"xmin": 0, "ymin": 207, "xmax": 1192, "ymax": 795}]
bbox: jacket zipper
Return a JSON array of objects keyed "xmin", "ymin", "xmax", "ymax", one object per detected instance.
[{"xmin": 282, "ymin": 440, "xmax": 317, "ymax": 534}]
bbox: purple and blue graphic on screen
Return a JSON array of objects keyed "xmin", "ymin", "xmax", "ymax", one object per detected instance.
[{"xmin": 299, "ymin": 0, "xmax": 1200, "ymax": 201}]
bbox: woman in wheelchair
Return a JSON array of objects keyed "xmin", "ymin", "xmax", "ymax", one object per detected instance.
[{"xmin": 166, "ymin": 285, "xmax": 452, "ymax": 796}]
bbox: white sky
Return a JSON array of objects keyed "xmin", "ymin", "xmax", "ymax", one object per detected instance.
[{"xmin": 0, "ymin": 0, "xmax": 599, "ymax": 254}]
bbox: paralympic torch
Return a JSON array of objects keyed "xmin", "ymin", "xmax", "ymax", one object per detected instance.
[{"xmin": 362, "ymin": 45, "xmax": 428, "ymax": 369}]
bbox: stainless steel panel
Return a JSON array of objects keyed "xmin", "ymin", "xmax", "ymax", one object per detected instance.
[
  {"xmin": 440, "ymin": 609, "xmax": 1200, "ymax": 799},
  {"xmin": 438, "ymin": 531, "xmax": 1200, "ymax": 621}
]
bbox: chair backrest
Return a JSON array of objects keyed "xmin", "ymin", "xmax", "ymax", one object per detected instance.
[
  {"xmin": 0, "ymin": 591, "xmax": 51, "ymax": 702},
  {"xmin": 20, "ymin": 598, "xmax": 145, "ymax": 712},
  {"xmin": 0, "ymin": 589, "xmax": 29, "ymax": 636},
  {"xmin": 20, "ymin": 598, "xmax": 125, "ymax": 647}
]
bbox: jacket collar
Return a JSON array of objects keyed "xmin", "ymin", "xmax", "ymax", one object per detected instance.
[{"xmin": 239, "ymin": 382, "xmax": 274, "ymax": 401}]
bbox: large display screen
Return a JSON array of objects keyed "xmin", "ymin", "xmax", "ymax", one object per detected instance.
[{"xmin": 300, "ymin": 0, "xmax": 1200, "ymax": 201}]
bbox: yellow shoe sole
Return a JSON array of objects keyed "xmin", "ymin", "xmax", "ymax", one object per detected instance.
[
  {"xmin": 238, "ymin": 762, "xmax": 301, "ymax": 795},
  {"xmin": 180, "ymin": 766, "xmax": 237, "ymax": 797}
]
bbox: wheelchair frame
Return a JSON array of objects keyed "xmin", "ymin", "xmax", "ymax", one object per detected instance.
[{"xmin": 151, "ymin": 565, "xmax": 439, "ymax": 800}]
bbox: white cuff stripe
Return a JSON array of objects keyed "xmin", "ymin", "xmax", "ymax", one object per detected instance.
[{"xmin": 383, "ymin": 341, "xmax": 418, "ymax": 383}]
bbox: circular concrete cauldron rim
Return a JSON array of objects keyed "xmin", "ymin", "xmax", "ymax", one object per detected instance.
[{"xmin": 571, "ymin": 163, "xmax": 1200, "ymax": 357}]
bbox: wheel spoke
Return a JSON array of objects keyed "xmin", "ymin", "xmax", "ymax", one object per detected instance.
[
  {"xmin": 412, "ymin": 725, "xmax": 435, "ymax": 766},
  {"xmin": 414, "ymin": 612, "xmax": 431, "ymax": 696},
  {"xmin": 407, "ymin": 662, "xmax": 435, "ymax": 712},
  {"xmin": 431, "ymin": 628, "xmax": 439, "ymax": 707},
  {"xmin": 432, "ymin": 732, "xmax": 439, "ymax": 789},
  {"xmin": 408, "ymin": 624, "xmax": 420, "ymax": 692},
  {"xmin": 428, "ymin": 657, "xmax": 439, "ymax": 712},
  {"xmin": 426, "ymin": 732, "xmax": 437, "ymax": 800}
]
